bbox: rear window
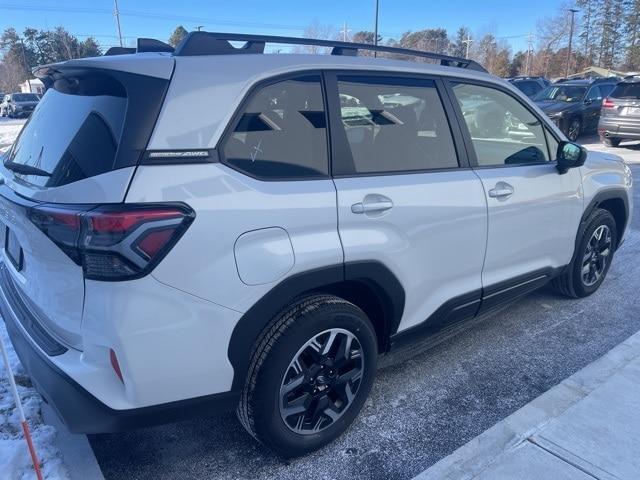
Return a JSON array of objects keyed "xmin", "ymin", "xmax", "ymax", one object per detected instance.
[
  {"xmin": 12, "ymin": 93, "xmax": 39, "ymax": 102},
  {"xmin": 5, "ymin": 88, "xmax": 126, "ymax": 187},
  {"xmin": 610, "ymin": 83, "xmax": 640, "ymax": 99}
]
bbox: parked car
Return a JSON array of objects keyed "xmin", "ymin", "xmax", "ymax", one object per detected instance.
[
  {"xmin": 534, "ymin": 78, "xmax": 618, "ymax": 141},
  {"xmin": 0, "ymin": 33, "xmax": 633, "ymax": 458},
  {"xmin": 598, "ymin": 76, "xmax": 640, "ymax": 146},
  {"xmin": 0, "ymin": 92, "xmax": 40, "ymax": 118},
  {"xmin": 507, "ymin": 76, "xmax": 549, "ymax": 98}
]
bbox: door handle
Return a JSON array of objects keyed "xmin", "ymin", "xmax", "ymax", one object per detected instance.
[
  {"xmin": 351, "ymin": 194, "xmax": 394, "ymax": 214},
  {"xmin": 488, "ymin": 182, "xmax": 514, "ymax": 199}
]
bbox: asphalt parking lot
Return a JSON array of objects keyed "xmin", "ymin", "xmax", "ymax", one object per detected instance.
[{"xmin": 88, "ymin": 148, "xmax": 640, "ymax": 479}]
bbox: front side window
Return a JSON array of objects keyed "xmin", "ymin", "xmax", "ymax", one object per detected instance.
[
  {"xmin": 585, "ymin": 86, "xmax": 602, "ymax": 102},
  {"xmin": 334, "ymin": 76, "xmax": 458, "ymax": 175},
  {"xmin": 222, "ymin": 75, "xmax": 328, "ymax": 179},
  {"xmin": 452, "ymin": 82, "xmax": 551, "ymax": 167}
]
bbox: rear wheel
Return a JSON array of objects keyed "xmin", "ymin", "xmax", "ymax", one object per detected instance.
[
  {"xmin": 603, "ymin": 137, "xmax": 621, "ymax": 147},
  {"xmin": 551, "ymin": 208, "xmax": 617, "ymax": 298},
  {"xmin": 237, "ymin": 294, "xmax": 377, "ymax": 457},
  {"xmin": 565, "ymin": 117, "xmax": 582, "ymax": 141}
]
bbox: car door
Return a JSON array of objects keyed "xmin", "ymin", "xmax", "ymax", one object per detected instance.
[
  {"xmin": 448, "ymin": 80, "xmax": 583, "ymax": 312},
  {"xmin": 584, "ymin": 85, "xmax": 603, "ymax": 130},
  {"xmin": 326, "ymin": 72, "xmax": 488, "ymax": 334}
]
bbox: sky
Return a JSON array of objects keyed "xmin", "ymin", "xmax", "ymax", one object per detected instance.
[{"xmin": 1, "ymin": 0, "xmax": 565, "ymax": 53}]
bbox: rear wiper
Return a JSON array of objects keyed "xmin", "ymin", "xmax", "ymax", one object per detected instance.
[{"xmin": 3, "ymin": 161, "xmax": 51, "ymax": 177}]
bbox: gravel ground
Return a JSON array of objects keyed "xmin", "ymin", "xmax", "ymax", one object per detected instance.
[{"xmin": 89, "ymin": 162, "xmax": 640, "ymax": 480}]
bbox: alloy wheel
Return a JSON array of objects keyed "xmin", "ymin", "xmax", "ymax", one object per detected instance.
[
  {"xmin": 279, "ymin": 328, "xmax": 364, "ymax": 435},
  {"xmin": 567, "ymin": 119, "xmax": 581, "ymax": 141},
  {"xmin": 581, "ymin": 224, "xmax": 612, "ymax": 287}
]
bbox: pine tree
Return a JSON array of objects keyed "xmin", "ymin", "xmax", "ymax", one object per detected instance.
[
  {"xmin": 168, "ymin": 26, "xmax": 189, "ymax": 47},
  {"xmin": 624, "ymin": 0, "xmax": 640, "ymax": 69},
  {"xmin": 450, "ymin": 27, "xmax": 471, "ymax": 58}
]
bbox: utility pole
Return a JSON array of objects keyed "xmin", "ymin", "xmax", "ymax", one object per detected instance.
[
  {"xmin": 113, "ymin": 0, "xmax": 124, "ymax": 47},
  {"xmin": 18, "ymin": 39, "xmax": 31, "ymax": 91},
  {"xmin": 341, "ymin": 21, "xmax": 351, "ymax": 42},
  {"xmin": 565, "ymin": 8, "xmax": 579, "ymax": 78},
  {"xmin": 462, "ymin": 36, "xmax": 472, "ymax": 59},
  {"xmin": 526, "ymin": 32, "xmax": 534, "ymax": 75},
  {"xmin": 373, "ymin": 0, "xmax": 379, "ymax": 57}
]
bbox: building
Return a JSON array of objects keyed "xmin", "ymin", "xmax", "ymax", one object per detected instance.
[
  {"xmin": 19, "ymin": 78, "xmax": 45, "ymax": 95},
  {"xmin": 564, "ymin": 66, "xmax": 627, "ymax": 80}
]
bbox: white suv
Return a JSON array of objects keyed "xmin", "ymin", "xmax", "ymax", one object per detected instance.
[{"xmin": 1, "ymin": 33, "xmax": 633, "ymax": 457}]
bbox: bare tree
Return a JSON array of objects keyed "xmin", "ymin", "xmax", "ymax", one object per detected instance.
[{"xmin": 294, "ymin": 21, "xmax": 336, "ymax": 54}]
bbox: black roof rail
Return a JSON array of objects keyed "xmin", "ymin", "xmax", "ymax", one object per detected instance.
[
  {"xmin": 104, "ymin": 38, "xmax": 174, "ymax": 56},
  {"xmin": 173, "ymin": 31, "xmax": 487, "ymax": 72}
]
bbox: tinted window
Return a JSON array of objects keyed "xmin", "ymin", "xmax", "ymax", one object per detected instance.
[
  {"xmin": 535, "ymin": 85, "xmax": 587, "ymax": 102},
  {"xmin": 452, "ymin": 82, "xmax": 550, "ymax": 167},
  {"xmin": 585, "ymin": 86, "xmax": 602, "ymax": 102},
  {"xmin": 514, "ymin": 81, "xmax": 541, "ymax": 97},
  {"xmin": 335, "ymin": 76, "xmax": 458, "ymax": 174},
  {"xmin": 610, "ymin": 83, "xmax": 640, "ymax": 99},
  {"xmin": 13, "ymin": 93, "xmax": 39, "ymax": 102},
  {"xmin": 598, "ymin": 84, "xmax": 616, "ymax": 98},
  {"xmin": 5, "ymin": 88, "xmax": 126, "ymax": 187},
  {"xmin": 222, "ymin": 75, "xmax": 328, "ymax": 179}
]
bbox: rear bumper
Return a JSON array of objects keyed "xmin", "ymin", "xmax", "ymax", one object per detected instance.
[
  {"xmin": 0, "ymin": 265, "xmax": 240, "ymax": 434},
  {"xmin": 599, "ymin": 117, "xmax": 640, "ymax": 139}
]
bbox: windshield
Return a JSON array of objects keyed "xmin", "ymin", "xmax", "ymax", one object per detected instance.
[
  {"xmin": 535, "ymin": 85, "xmax": 588, "ymax": 103},
  {"xmin": 12, "ymin": 93, "xmax": 39, "ymax": 102},
  {"xmin": 5, "ymin": 88, "xmax": 126, "ymax": 188}
]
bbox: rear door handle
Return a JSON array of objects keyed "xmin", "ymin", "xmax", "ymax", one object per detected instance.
[
  {"xmin": 488, "ymin": 182, "xmax": 514, "ymax": 199},
  {"xmin": 351, "ymin": 194, "xmax": 394, "ymax": 214}
]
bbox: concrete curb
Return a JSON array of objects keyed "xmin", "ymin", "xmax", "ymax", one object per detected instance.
[
  {"xmin": 413, "ymin": 330, "xmax": 640, "ymax": 480},
  {"xmin": 42, "ymin": 403, "xmax": 105, "ymax": 480}
]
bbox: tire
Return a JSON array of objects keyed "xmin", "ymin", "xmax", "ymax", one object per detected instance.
[
  {"xmin": 603, "ymin": 137, "xmax": 621, "ymax": 147},
  {"xmin": 237, "ymin": 294, "xmax": 377, "ymax": 457},
  {"xmin": 565, "ymin": 117, "xmax": 582, "ymax": 142},
  {"xmin": 551, "ymin": 208, "xmax": 617, "ymax": 298}
]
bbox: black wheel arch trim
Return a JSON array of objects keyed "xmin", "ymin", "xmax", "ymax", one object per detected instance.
[
  {"xmin": 578, "ymin": 188, "xmax": 629, "ymax": 251},
  {"xmin": 227, "ymin": 261, "xmax": 405, "ymax": 391}
]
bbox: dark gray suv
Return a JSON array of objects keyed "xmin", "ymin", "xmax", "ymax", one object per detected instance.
[
  {"xmin": 0, "ymin": 93, "xmax": 40, "ymax": 118},
  {"xmin": 598, "ymin": 77, "xmax": 640, "ymax": 147}
]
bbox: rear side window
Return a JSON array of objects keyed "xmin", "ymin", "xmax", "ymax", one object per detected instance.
[
  {"xmin": 610, "ymin": 83, "xmax": 640, "ymax": 99},
  {"xmin": 5, "ymin": 87, "xmax": 126, "ymax": 188},
  {"xmin": 452, "ymin": 82, "xmax": 550, "ymax": 167},
  {"xmin": 334, "ymin": 76, "xmax": 458, "ymax": 175},
  {"xmin": 222, "ymin": 75, "xmax": 328, "ymax": 179}
]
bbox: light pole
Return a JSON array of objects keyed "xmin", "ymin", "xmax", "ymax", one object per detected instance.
[
  {"xmin": 374, "ymin": 0, "xmax": 379, "ymax": 45},
  {"xmin": 373, "ymin": 0, "xmax": 379, "ymax": 57},
  {"xmin": 565, "ymin": 8, "xmax": 579, "ymax": 78}
]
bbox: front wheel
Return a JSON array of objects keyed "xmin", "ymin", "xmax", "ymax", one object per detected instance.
[
  {"xmin": 551, "ymin": 208, "xmax": 617, "ymax": 298},
  {"xmin": 237, "ymin": 294, "xmax": 377, "ymax": 457},
  {"xmin": 565, "ymin": 117, "xmax": 582, "ymax": 141}
]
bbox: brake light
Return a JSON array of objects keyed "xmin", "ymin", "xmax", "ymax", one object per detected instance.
[
  {"xmin": 602, "ymin": 98, "xmax": 615, "ymax": 109},
  {"xmin": 28, "ymin": 203, "xmax": 194, "ymax": 281}
]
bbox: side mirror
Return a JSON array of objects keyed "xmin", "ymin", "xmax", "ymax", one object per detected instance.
[
  {"xmin": 584, "ymin": 98, "xmax": 593, "ymax": 105},
  {"xmin": 557, "ymin": 141, "xmax": 587, "ymax": 174}
]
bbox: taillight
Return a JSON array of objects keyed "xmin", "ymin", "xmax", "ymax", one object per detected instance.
[
  {"xmin": 28, "ymin": 203, "xmax": 194, "ymax": 281},
  {"xmin": 602, "ymin": 98, "xmax": 615, "ymax": 109}
]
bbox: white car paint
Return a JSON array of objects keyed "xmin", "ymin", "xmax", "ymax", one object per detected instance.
[{"xmin": 0, "ymin": 49, "xmax": 633, "ymax": 427}]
